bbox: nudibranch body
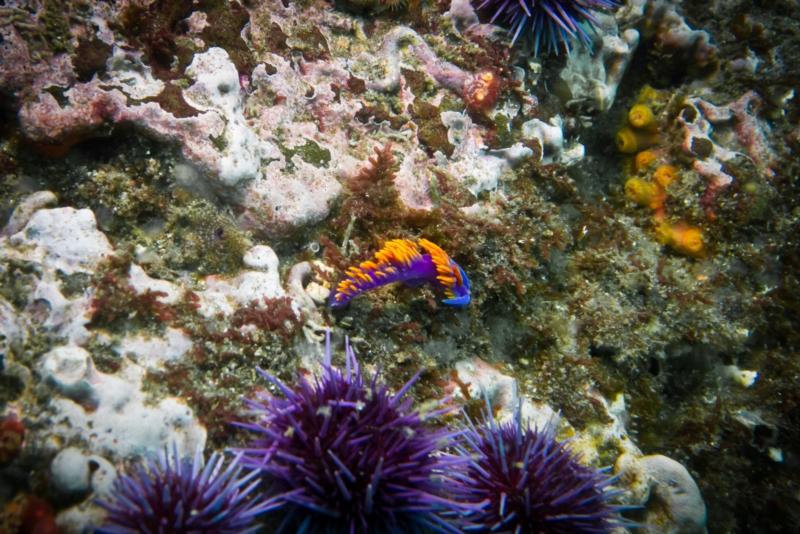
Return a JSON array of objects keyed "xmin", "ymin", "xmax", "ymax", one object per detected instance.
[{"xmin": 330, "ymin": 239, "xmax": 471, "ymax": 308}]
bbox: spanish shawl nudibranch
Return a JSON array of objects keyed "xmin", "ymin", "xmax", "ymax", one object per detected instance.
[{"xmin": 330, "ymin": 238, "xmax": 471, "ymax": 308}]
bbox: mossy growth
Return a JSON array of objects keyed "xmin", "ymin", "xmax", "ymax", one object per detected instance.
[
  {"xmin": 112, "ymin": 0, "xmax": 194, "ymax": 78},
  {"xmin": 277, "ymin": 139, "xmax": 332, "ymax": 172},
  {"xmin": 145, "ymin": 82, "xmax": 201, "ymax": 119},
  {"xmin": 400, "ymin": 68, "xmax": 434, "ymax": 99},
  {"xmin": 41, "ymin": 0, "xmax": 73, "ymax": 53},
  {"xmin": 329, "ymin": 143, "xmax": 404, "ymax": 249},
  {"xmin": 410, "ymin": 101, "xmax": 454, "ymax": 157},
  {"xmin": 72, "ymin": 161, "xmax": 174, "ymax": 236},
  {"xmin": 209, "ymin": 133, "xmax": 228, "ymax": 152},
  {"xmin": 354, "ymin": 100, "xmax": 409, "ymax": 131},
  {"xmin": 73, "ymin": 35, "xmax": 113, "ymax": 83},
  {"xmin": 0, "ymin": 260, "xmax": 40, "ymax": 311},
  {"xmin": 485, "ymin": 113, "xmax": 518, "ymax": 150},
  {"xmin": 87, "ymin": 254, "xmax": 179, "ymax": 333},
  {"xmin": 0, "ymin": 372, "xmax": 25, "ymax": 407},
  {"xmin": 113, "ymin": 0, "xmax": 255, "ymax": 80},
  {"xmin": 198, "ymin": 0, "xmax": 256, "ymax": 75},
  {"xmin": 292, "ymin": 26, "xmax": 332, "ymax": 62},
  {"xmin": 56, "ymin": 271, "xmax": 93, "ymax": 300},
  {"xmin": 142, "ymin": 309, "xmax": 301, "ymax": 447},
  {"xmin": 149, "ymin": 197, "xmax": 252, "ymax": 276},
  {"xmin": 83, "ymin": 336, "xmax": 123, "ymax": 375}
]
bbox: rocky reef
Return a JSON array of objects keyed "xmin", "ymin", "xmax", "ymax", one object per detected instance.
[{"xmin": 1, "ymin": 0, "xmax": 798, "ymax": 532}]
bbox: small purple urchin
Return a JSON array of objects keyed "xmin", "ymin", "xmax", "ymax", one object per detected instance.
[
  {"xmin": 474, "ymin": 0, "xmax": 621, "ymax": 55},
  {"xmin": 237, "ymin": 333, "xmax": 468, "ymax": 534},
  {"xmin": 453, "ymin": 402, "xmax": 623, "ymax": 533},
  {"xmin": 96, "ymin": 445, "xmax": 276, "ymax": 534}
]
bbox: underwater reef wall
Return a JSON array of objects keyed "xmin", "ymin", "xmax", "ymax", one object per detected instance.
[{"xmin": 1, "ymin": 0, "xmax": 799, "ymax": 532}]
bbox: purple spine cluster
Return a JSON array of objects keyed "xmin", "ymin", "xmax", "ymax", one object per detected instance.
[
  {"xmin": 98, "ymin": 334, "xmax": 624, "ymax": 534},
  {"xmin": 452, "ymin": 402, "xmax": 622, "ymax": 533},
  {"xmin": 236, "ymin": 333, "xmax": 470, "ymax": 533},
  {"xmin": 474, "ymin": 0, "xmax": 621, "ymax": 54},
  {"xmin": 96, "ymin": 445, "xmax": 276, "ymax": 534}
]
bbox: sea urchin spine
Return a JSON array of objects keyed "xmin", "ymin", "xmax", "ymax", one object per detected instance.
[
  {"xmin": 96, "ymin": 445, "xmax": 275, "ymax": 534},
  {"xmin": 237, "ymin": 332, "xmax": 469, "ymax": 534},
  {"xmin": 453, "ymin": 401, "xmax": 623, "ymax": 533},
  {"xmin": 474, "ymin": 0, "xmax": 621, "ymax": 55}
]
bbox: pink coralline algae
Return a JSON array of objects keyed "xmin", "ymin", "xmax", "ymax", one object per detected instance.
[
  {"xmin": 1, "ymin": 0, "xmax": 548, "ymax": 239},
  {"xmin": 365, "ymin": 26, "xmax": 471, "ymax": 94},
  {"xmin": 677, "ymin": 91, "xmax": 775, "ymax": 217},
  {"xmin": 19, "ymin": 84, "xmax": 218, "ymax": 158}
]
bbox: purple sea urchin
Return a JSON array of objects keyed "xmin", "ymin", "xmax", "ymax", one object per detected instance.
[
  {"xmin": 96, "ymin": 446, "xmax": 274, "ymax": 534},
  {"xmin": 474, "ymin": 0, "xmax": 621, "ymax": 55},
  {"xmin": 454, "ymin": 403, "xmax": 622, "ymax": 533},
  {"xmin": 237, "ymin": 333, "xmax": 468, "ymax": 533}
]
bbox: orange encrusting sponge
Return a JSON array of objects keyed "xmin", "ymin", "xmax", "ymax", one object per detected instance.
[{"xmin": 656, "ymin": 222, "xmax": 706, "ymax": 258}]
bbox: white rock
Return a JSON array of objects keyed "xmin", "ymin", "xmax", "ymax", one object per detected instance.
[
  {"xmin": 617, "ymin": 453, "xmax": 707, "ymax": 534},
  {"xmin": 520, "ymin": 116, "xmax": 585, "ymax": 165},
  {"xmin": 287, "ymin": 261, "xmax": 316, "ymax": 311},
  {"xmin": 239, "ymin": 159, "xmax": 343, "ymax": 232},
  {"xmin": 40, "ymin": 347, "xmax": 206, "ymax": 461},
  {"xmin": 243, "ymin": 245, "xmax": 280, "ymax": 272},
  {"xmin": 56, "ymin": 505, "xmax": 107, "ymax": 534},
  {"xmin": 7, "ymin": 207, "xmax": 112, "ymax": 275},
  {"xmin": 199, "ymin": 271, "xmax": 287, "ymax": 315},
  {"xmin": 559, "ymin": 25, "xmax": 640, "ymax": 113},
  {"xmin": 305, "ymin": 281, "xmax": 331, "ymax": 305},
  {"xmin": 198, "ymin": 246, "xmax": 292, "ymax": 317},
  {"xmin": 115, "ymin": 327, "xmax": 193, "ymax": 369},
  {"xmin": 31, "ymin": 274, "xmax": 92, "ymax": 345},
  {"xmin": 51, "ymin": 447, "xmax": 117, "ymax": 533},
  {"xmin": 1, "ymin": 190, "xmax": 57, "ymax": 236},
  {"xmin": 50, "ymin": 447, "xmax": 92, "ymax": 496},
  {"xmin": 183, "ymin": 47, "xmax": 276, "ymax": 187},
  {"xmin": 445, "ymin": 0, "xmax": 479, "ymax": 31},
  {"xmin": 127, "ymin": 263, "xmax": 182, "ymax": 305},
  {"xmin": 40, "ymin": 345, "xmax": 98, "ymax": 407},
  {"xmin": 104, "ymin": 47, "xmax": 165, "ymax": 99},
  {"xmin": 451, "ymin": 357, "xmax": 559, "ymax": 430},
  {"xmin": 0, "ymin": 297, "xmax": 25, "ymax": 355},
  {"xmin": 89, "ymin": 454, "xmax": 117, "ymax": 498},
  {"xmin": 439, "ymin": 111, "xmax": 512, "ymax": 196}
]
